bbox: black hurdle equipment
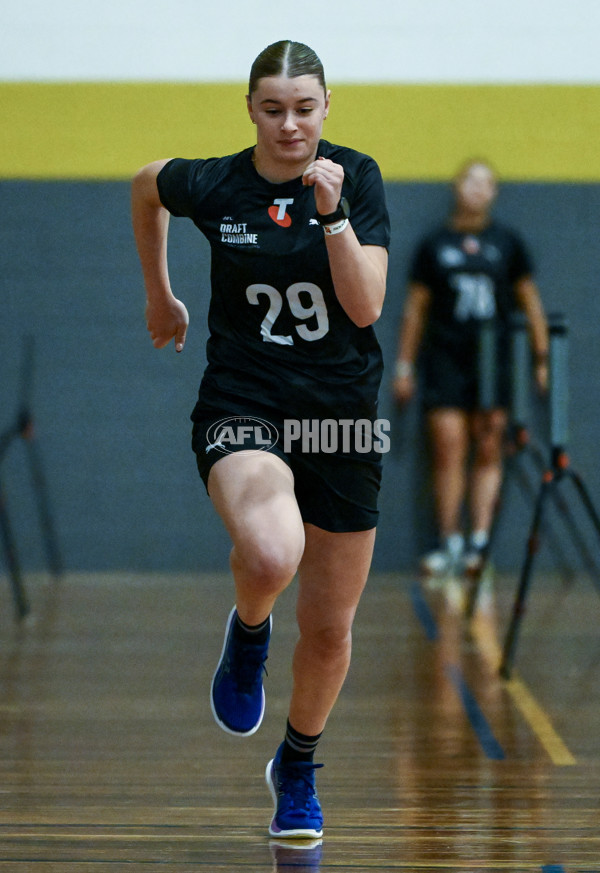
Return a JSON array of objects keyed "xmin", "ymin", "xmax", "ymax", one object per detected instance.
[
  {"xmin": 466, "ymin": 313, "xmax": 600, "ymax": 618},
  {"xmin": 0, "ymin": 439, "xmax": 30, "ymax": 619},
  {"xmin": 0, "ymin": 336, "xmax": 63, "ymax": 620},
  {"xmin": 499, "ymin": 313, "xmax": 600, "ymax": 678}
]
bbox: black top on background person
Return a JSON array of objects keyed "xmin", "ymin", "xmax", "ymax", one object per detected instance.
[{"xmin": 393, "ymin": 159, "xmax": 547, "ymax": 577}]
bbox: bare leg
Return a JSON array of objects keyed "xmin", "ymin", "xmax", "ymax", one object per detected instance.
[
  {"xmin": 427, "ymin": 409, "xmax": 470, "ymax": 538},
  {"xmin": 289, "ymin": 524, "xmax": 376, "ymax": 736},
  {"xmin": 207, "ymin": 451, "xmax": 305, "ymax": 625},
  {"xmin": 469, "ymin": 409, "xmax": 508, "ymax": 534}
]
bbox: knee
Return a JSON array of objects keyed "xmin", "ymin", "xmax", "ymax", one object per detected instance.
[
  {"xmin": 475, "ymin": 422, "xmax": 505, "ymax": 465},
  {"xmin": 429, "ymin": 412, "xmax": 470, "ymax": 469},
  {"xmin": 475, "ymin": 439, "xmax": 502, "ymax": 466},
  {"xmin": 300, "ymin": 619, "xmax": 352, "ymax": 661},
  {"xmin": 233, "ymin": 536, "xmax": 303, "ymax": 595},
  {"xmin": 432, "ymin": 433, "xmax": 465, "ymax": 469}
]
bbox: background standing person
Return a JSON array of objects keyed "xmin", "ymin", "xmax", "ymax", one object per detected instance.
[
  {"xmin": 131, "ymin": 40, "xmax": 390, "ymax": 839},
  {"xmin": 393, "ymin": 159, "xmax": 547, "ymax": 577}
]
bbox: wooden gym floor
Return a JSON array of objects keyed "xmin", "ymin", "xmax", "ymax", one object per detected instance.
[{"xmin": 0, "ymin": 567, "xmax": 598, "ymax": 871}]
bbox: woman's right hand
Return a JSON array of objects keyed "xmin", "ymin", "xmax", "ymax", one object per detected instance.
[{"xmin": 145, "ymin": 295, "xmax": 189, "ymax": 352}]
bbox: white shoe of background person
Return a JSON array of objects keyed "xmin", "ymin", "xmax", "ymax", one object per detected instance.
[{"xmin": 420, "ymin": 532, "xmax": 465, "ymax": 577}]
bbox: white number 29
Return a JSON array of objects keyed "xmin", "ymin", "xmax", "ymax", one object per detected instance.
[{"xmin": 246, "ymin": 282, "xmax": 329, "ymax": 345}]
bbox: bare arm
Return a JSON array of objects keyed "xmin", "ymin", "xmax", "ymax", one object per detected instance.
[
  {"xmin": 303, "ymin": 157, "xmax": 387, "ymax": 327},
  {"xmin": 131, "ymin": 160, "xmax": 189, "ymax": 352},
  {"xmin": 326, "ymin": 236, "xmax": 388, "ymax": 328},
  {"xmin": 392, "ymin": 282, "xmax": 432, "ymax": 404},
  {"xmin": 514, "ymin": 276, "xmax": 548, "ymax": 391}
]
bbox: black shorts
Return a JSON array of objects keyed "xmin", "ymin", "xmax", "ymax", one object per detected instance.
[
  {"xmin": 191, "ymin": 408, "xmax": 382, "ymax": 533},
  {"xmin": 421, "ymin": 346, "xmax": 510, "ymax": 412}
]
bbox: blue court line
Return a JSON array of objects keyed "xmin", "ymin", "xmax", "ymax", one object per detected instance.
[
  {"xmin": 445, "ymin": 663, "xmax": 506, "ymax": 760},
  {"xmin": 411, "ymin": 581, "xmax": 506, "ymax": 759},
  {"xmin": 410, "ymin": 581, "xmax": 439, "ymax": 640},
  {"xmin": 542, "ymin": 867, "xmax": 567, "ymax": 873}
]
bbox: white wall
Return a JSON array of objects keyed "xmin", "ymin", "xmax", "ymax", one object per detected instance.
[{"xmin": 4, "ymin": 0, "xmax": 600, "ymax": 82}]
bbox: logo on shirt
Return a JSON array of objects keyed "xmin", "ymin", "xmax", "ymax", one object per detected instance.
[
  {"xmin": 268, "ymin": 198, "xmax": 294, "ymax": 227},
  {"xmin": 220, "ymin": 220, "xmax": 258, "ymax": 245},
  {"xmin": 438, "ymin": 245, "xmax": 465, "ymax": 267},
  {"xmin": 462, "ymin": 235, "xmax": 480, "ymax": 255}
]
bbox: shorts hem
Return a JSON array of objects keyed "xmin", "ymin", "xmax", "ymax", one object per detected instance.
[{"xmin": 191, "ymin": 416, "xmax": 380, "ymax": 533}]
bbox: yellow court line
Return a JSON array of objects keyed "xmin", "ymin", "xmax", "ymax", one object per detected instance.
[
  {"xmin": 504, "ymin": 674, "xmax": 576, "ymax": 766},
  {"xmin": 470, "ymin": 612, "xmax": 576, "ymax": 766}
]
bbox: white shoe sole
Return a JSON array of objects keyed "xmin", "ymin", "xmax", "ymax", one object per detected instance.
[{"xmin": 265, "ymin": 758, "xmax": 324, "ymax": 839}]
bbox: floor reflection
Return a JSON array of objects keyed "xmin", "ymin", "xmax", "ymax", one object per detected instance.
[{"xmin": 269, "ymin": 838, "xmax": 323, "ymax": 871}]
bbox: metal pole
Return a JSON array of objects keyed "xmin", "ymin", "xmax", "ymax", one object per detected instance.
[
  {"xmin": 477, "ymin": 318, "xmax": 497, "ymax": 411},
  {"xmin": 548, "ymin": 313, "xmax": 569, "ymax": 454},
  {"xmin": 510, "ymin": 312, "xmax": 530, "ymax": 428}
]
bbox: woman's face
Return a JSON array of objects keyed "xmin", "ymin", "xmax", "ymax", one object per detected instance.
[
  {"xmin": 246, "ymin": 74, "xmax": 330, "ymax": 168},
  {"xmin": 454, "ymin": 163, "xmax": 497, "ymax": 214}
]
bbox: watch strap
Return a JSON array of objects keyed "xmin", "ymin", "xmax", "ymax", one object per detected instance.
[{"xmin": 315, "ymin": 196, "xmax": 350, "ymax": 226}]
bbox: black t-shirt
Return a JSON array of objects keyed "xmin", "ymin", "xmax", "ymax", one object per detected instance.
[
  {"xmin": 409, "ymin": 221, "xmax": 533, "ymax": 365},
  {"xmin": 157, "ymin": 140, "xmax": 390, "ymax": 421}
]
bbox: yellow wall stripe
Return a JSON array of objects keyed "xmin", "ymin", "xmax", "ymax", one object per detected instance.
[{"xmin": 1, "ymin": 82, "xmax": 599, "ymax": 181}]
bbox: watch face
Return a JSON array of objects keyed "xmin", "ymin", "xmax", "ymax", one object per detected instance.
[{"xmin": 339, "ymin": 196, "xmax": 350, "ymax": 218}]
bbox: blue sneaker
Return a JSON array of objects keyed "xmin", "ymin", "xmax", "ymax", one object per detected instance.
[
  {"xmin": 265, "ymin": 743, "xmax": 324, "ymax": 838},
  {"xmin": 210, "ymin": 607, "xmax": 271, "ymax": 736}
]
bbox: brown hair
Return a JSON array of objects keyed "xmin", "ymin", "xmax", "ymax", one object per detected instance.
[{"xmin": 248, "ymin": 41, "xmax": 326, "ymax": 96}]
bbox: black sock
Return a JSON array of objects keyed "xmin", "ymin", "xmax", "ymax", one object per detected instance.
[
  {"xmin": 234, "ymin": 613, "xmax": 271, "ymax": 646},
  {"xmin": 281, "ymin": 719, "xmax": 322, "ymax": 763}
]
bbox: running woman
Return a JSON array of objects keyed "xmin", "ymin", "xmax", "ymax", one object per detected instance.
[
  {"xmin": 132, "ymin": 40, "xmax": 390, "ymax": 839},
  {"xmin": 393, "ymin": 159, "xmax": 548, "ymax": 576}
]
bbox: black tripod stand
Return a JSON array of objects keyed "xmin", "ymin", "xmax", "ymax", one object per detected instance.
[
  {"xmin": 465, "ymin": 314, "xmax": 600, "ymax": 618},
  {"xmin": 0, "ymin": 337, "xmax": 63, "ymax": 620},
  {"xmin": 499, "ymin": 314, "xmax": 600, "ymax": 678}
]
